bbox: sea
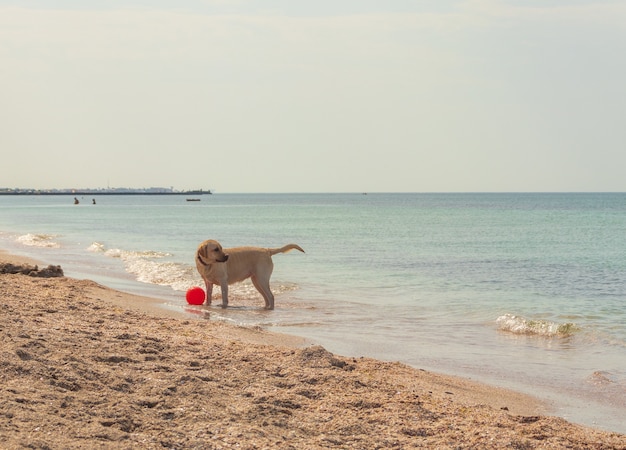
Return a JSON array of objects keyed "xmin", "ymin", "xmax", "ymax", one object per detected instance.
[{"xmin": 1, "ymin": 193, "xmax": 624, "ymax": 433}]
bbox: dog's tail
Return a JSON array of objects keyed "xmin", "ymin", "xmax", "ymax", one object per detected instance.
[{"xmin": 269, "ymin": 244, "xmax": 305, "ymax": 256}]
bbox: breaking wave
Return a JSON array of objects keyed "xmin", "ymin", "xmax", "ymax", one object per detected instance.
[
  {"xmin": 496, "ymin": 313, "xmax": 579, "ymax": 337},
  {"xmin": 16, "ymin": 233, "xmax": 61, "ymax": 248},
  {"xmin": 87, "ymin": 242, "xmax": 105, "ymax": 253},
  {"xmin": 89, "ymin": 242, "xmax": 196, "ymax": 291}
]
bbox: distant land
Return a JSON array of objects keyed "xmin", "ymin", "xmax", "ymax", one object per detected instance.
[{"xmin": 0, "ymin": 187, "xmax": 212, "ymax": 196}]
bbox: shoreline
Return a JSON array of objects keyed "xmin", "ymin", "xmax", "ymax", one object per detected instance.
[
  {"xmin": 0, "ymin": 250, "xmax": 310, "ymax": 349},
  {"xmin": 2, "ymin": 251, "xmax": 625, "ymax": 447}
]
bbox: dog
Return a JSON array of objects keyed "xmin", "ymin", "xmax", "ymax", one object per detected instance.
[{"xmin": 195, "ymin": 239, "xmax": 304, "ymax": 310}]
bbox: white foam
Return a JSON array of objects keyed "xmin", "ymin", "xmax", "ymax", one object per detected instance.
[
  {"xmin": 127, "ymin": 258, "xmax": 197, "ymax": 291},
  {"xmin": 87, "ymin": 242, "xmax": 105, "ymax": 253},
  {"xmin": 95, "ymin": 243, "xmax": 200, "ymax": 291},
  {"xmin": 497, "ymin": 313, "xmax": 578, "ymax": 337},
  {"xmin": 104, "ymin": 248, "xmax": 123, "ymax": 258},
  {"xmin": 16, "ymin": 233, "xmax": 61, "ymax": 248}
]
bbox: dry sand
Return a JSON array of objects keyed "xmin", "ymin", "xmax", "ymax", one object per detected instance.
[{"xmin": 1, "ymin": 252, "xmax": 625, "ymax": 449}]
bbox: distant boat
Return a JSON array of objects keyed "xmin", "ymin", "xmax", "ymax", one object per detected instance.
[{"xmin": 186, "ymin": 198, "xmax": 201, "ymax": 202}]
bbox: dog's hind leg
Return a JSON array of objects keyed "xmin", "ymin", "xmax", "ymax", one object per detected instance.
[{"xmin": 251, "ymin": 275, "xmax": 275, "ymax": 310}]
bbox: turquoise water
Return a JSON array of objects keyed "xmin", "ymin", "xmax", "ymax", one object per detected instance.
[{"xmin": 1, "ymin": 193, "xmax": 625, "ymax": 432}]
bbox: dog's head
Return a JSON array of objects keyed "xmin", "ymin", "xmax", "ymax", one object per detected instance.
[{"xmin": 196, "ymin": 240, "xmax": 229, "ymax": 266}]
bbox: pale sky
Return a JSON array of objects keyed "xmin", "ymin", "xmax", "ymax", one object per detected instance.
[{"xmin": 1, "ymin": 1, "xmax": 625, "ymax": 193}]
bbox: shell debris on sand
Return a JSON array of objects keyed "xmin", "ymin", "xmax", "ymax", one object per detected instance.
[{"xmin": 1, "ymin": 258, "xmax": 625, "ymax": 448}]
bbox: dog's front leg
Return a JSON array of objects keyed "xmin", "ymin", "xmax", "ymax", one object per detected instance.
[
  {"xmin": 220, "ymin": 282, "xmax": 229, "ymax": 308},
  {"xmin": 205, "ymin": 282, "xmax": 213, "ymax": 305}
]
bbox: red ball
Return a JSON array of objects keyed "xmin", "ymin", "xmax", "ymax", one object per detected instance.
[{"xmin": 186, "ymin": 286, "xmax": 206, "ymax": 305}]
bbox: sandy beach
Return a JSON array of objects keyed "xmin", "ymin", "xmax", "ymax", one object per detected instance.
[{"xmin": 1, "ymin": 252, "xmax": 625, "ymax": 449}]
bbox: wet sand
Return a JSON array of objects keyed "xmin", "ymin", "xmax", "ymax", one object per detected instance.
[{"xmin": 1, "ymin": 251, "xmax": 625, "ymax": 448}]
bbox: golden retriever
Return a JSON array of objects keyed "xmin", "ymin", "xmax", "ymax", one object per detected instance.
[{"xmin": 195, "ymin": 239, "xmax": 304, "ymax": 310}]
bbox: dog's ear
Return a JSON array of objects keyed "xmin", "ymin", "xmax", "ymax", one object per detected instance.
[{"xmin": 198, "ymin": 243, "xmax": 208, "ymax": 259}]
